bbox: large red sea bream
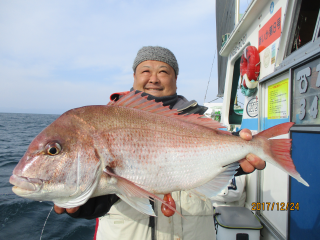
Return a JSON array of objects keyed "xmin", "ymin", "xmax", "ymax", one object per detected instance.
[{"xmin": 9, "ymin": 92, "xmax": 309, "ymax": 216}]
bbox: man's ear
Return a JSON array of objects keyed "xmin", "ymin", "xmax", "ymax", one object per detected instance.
[
  {"xmin": 175, "ymin": 76, "xmax": 177, "ymax": 90},
  {"xmin": 133, "ymin": 73, "xmax": 137, "ymax": 89}
]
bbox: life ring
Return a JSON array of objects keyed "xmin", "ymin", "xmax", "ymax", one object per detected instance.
[{"xmin": 240, "ymin": 46, "xmax": 260, "ymax": 89}]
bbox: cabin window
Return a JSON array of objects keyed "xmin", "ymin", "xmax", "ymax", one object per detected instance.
[
  {"xmin": 287, "ymin": 0, "xmax": 320, "ymax": 55},
  {"xmin": 229, "ymin": 57, "xmax": 243, "ymax": 126}
]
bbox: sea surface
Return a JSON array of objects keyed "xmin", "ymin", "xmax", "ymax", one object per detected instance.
[{"xmin": 0, "ymin": 113, "xmax": 96, "ymax": 240}]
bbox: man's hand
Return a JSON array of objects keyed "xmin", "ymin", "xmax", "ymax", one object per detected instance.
[
  {"xmin": 54, "ymin": 205, "xmax": 79, "ymax": 214},
  {"xmin": 238, "ymin": 128, "xmax": 266, "ymax": 173},
  {"xmin": 53, "ymin": 195, "xmax": 120, "ymax": 219}
]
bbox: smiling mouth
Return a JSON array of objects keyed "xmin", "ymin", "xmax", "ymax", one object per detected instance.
[
  {"xmin": 145, "ymin": 88, "xmax": 163, "ymax": 91},
  {"xmin": 9, "ymin": 175, "xmax": 43, "ymax": 194}
]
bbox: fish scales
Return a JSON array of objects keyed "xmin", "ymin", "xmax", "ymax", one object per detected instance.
[
  {"xmin": 71, "ymin": 105, "xmax": 258, "ymax": 194},
  {"xmin": 10, "ymin": 92, "xmax": 309, "ymax": 214},
  {"xmin": 98, "ymin": 127, "xmax": 251, "ymax": 194}
]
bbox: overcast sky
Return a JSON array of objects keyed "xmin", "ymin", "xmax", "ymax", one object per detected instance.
[{"xmin": 0, "ymin": 0, "xmax": 250, "ymax": 114}]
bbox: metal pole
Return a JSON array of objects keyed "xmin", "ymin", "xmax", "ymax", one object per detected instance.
[{"xmin": 235, "ymin": 0, "xmax": 240, "ymax": 25}]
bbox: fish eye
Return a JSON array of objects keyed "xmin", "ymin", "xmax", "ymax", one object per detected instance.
[{"xmin": 45, "ymin": 142, "xmax": 62, "ymax": 156}]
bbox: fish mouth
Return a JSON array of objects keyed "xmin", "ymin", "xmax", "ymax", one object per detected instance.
[{"xmin": 9, "ymin": 175, "xmax": 43, "ymax": 195}]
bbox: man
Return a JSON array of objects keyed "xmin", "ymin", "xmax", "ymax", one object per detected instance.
[
  {"xmin": 210, "ymin": 175, "xmax": 247, "ymax": 207},
  {"xmin": 55, "ymin": 46, "xmax": 265, "ymax": 240}
]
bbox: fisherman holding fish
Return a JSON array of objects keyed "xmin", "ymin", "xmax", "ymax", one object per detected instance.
[{"xmin": 53, "ymin": 46, "xmax": 266, "ymax": 240}]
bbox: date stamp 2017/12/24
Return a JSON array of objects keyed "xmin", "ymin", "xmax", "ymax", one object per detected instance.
[{"xmin": 251, "ymin": 202, "xmax": 299, "ymax": 211}]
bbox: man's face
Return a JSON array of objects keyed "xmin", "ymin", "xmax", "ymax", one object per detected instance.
[{"xmin": 133, "ymin": 60, "xmax": 177, "ymax": 97}]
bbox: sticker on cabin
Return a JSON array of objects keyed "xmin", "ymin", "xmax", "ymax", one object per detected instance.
[
  {"xmin": 246, "ymin": 97, "xmax": 258, "ymax": 118},
  {"xmin": 259, "ymin": 8, "xmax": 281, "ymax": 78},
  {"xmin": 268, "ymin": 79, "xmax": 289, "ymax": 119},
  {"xmin": 263, "ymin": 48, "xmax": 271, "ymax": 68},
  {"xmin": 258, "ymin": 8, "xmax": 281, "ymax": 53},
  {"xmin": 271, "ymin": 43, "xmax": 276, "ymax": 64}
]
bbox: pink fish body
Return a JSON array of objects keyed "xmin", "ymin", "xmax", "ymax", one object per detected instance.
[{"xmin": 9, "ymin": 92, "xmax": 309, "ymax": 216}]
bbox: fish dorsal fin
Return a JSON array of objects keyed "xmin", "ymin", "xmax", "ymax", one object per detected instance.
[{"xmin": 107, "ymin": 91, "xmax": 229, "ymax": 132}]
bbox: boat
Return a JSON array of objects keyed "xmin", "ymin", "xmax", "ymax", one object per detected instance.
[{"xmin": 215, "ymin": 0, "xmax": 320, "ymax": 239}]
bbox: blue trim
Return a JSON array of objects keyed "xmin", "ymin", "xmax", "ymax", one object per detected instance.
[
  {"xmin": 261, "ymin": 117, "xmax": 289, "ymax": 131},
  {"xmin": 290, "ymin": 132, "xmax": 320, "ymax": 240},
  {"xmin": 237, "ymin": 117, "xmax": 289, "ymax": 131},
  {"xmin": 241, "ymin": 118, "xmax": 258, "ymax": 130}
]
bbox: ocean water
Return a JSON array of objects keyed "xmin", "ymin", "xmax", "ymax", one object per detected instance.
[{"xmin": 0, "ymin": 113, "xmax": 96, "ymax": 240}]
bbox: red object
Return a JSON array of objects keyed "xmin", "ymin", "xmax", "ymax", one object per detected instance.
[
  {"xmin": 240, "ymin": 46, "xmax": 260, "ymax": 88},
  {"xmin": 256, "ymin": 122, "xmax": 299, "ymax": 177},
  {"xmin": 93, "ymin": 218, "xmax": 99, "ymax": 240},
  {"xmin": 240, "ymin": 53, "xmax": 248, "ymax": 77},
  {"xmin": 109, "ymin": 91, "xmax": 130, "ymax": 101},
  {"xmin": 258, "ymin": 8, "xmax": 282, "ymax": 52},
  {"xmin": 161, "ymin": 193, "xmax": 176, "ymax": 217},
  {"xmin": 240, "ymin": 54, "xmax": 248, "ymax": 88}
]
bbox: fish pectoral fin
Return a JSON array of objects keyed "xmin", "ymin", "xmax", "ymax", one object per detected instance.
[
  {"xmin": 192, "ymin": 162, "xmax": 239, "ymax": 199},
  {"xmin": 104, "ymin": 167, "xmax": 182, "ymax": 217},
  {"xmin": 116, "ymin": 194, "xmax": 156, "ymax": 216},
  {"xmin": 188, "ymin": 189, "xmax": 208, "ymax": 201}
]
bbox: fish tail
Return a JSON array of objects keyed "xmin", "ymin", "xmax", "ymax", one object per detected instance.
[
  {"xmin": 256, "ymin": 122, "xmax": 309, "ymax": 187},
  {"xmin": 256, "ymin": 122, "xmax": 294, "ymax": 138},
  {"xmin": 269, "ymin": 138, "xmax": 308, "ymax": 186}
]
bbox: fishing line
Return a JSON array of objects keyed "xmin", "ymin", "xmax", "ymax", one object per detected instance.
[
  {"xmin": 40, "ymin": 206, "xmax": 53, "ymax": 240},
  {"xmin": 204, "ymin": 48, "xmax": 217, "ymax": 103},
  {"xmin": 204, "ymin": 0, "xmax": 232, "ymax": 103},
  {"xmin": 207, "ymin": 97, "xmax": 223, "ymax": 103}
]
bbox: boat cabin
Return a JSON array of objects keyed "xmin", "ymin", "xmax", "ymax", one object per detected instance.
[{"xmin": 217, "ymin": 0, "xmax": 320, "ymax": 239}]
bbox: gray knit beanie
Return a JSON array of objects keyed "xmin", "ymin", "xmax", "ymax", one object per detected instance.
[{"xmin": 133, "ymin": 46, "xmax": 179, "ymax": 75}]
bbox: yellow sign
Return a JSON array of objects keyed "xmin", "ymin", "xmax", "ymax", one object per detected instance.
[{"xmin": 268, "ymin": 79, "xmax": 289, "ymax": 119}]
